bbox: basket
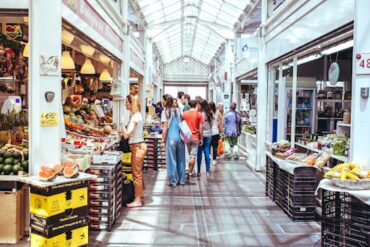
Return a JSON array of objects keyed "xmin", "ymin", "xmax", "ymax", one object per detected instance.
[{"xmin": 330, "ymin": 178, "xmax": 370, "ymax": 190}]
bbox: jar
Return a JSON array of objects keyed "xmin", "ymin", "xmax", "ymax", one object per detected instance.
[
  {"xmin": 343, "ymin": 109, "xmax": 351, "ymax": 124},
  {"xmin": 327, "ymin": 91, "xmax": 334, "ymax": 99}
]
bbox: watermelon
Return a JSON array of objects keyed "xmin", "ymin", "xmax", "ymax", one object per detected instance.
[
  {"xmin": 3, "ymin": 152, "xmax": 12, "ymax": 158},
  {"xmin": 23, "ymin": 150, "xmax": 29, "ymax": 160},
  {"xmin": 12, "ymin": 164, "xmax": 23, "ymax": 173},
  {"xmin": 0, "ymin": 164, "xmax": 4, "ymax": 172},
  {"xmin": 0, "ymin": 150, "xmax": 5, "ymax": 157},
  {"xmin": 0, "ymin": 157, "xmax": 4, "ymax": 164},
  {"xmin": 3, "ymin": 164, "xmax": 12, "ymax": 175},
  {"xmin": 4, "ymin": 158, "xmax": 14, "ymax": 165}
]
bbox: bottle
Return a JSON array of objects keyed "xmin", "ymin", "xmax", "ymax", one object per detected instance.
[{"xmin": 343, "ymin": 109, "xmax": 351, "ymax": 124}]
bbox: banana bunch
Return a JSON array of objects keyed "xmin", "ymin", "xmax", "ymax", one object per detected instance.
[{"xmin": 325, "ymin": 163, "xmax": 370, "ymax": 180}]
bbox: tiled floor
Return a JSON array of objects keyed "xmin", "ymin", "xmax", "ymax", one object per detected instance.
[{"xmin": 89, "ymin": 158, "xmax": 321, "ymax": 247}]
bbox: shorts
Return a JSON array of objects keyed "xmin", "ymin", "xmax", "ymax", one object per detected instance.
[{"xmin": 187, "ymin": 140, "xmax": 200, "ymax": 158}]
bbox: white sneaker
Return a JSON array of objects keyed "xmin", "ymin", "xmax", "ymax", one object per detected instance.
[{"xmin": 213, "ymin": 160, "xmax": 217, "ymax": 165}]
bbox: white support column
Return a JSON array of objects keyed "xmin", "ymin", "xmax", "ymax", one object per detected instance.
[
  {"xmin": 277, "ymin": 63, "xmax": 286, "ymax": 141},
  {"xmin": 224, "ymin": 39, "xmax": 232, "ymax": 112},
  {"xmin": 121, "ymin": 0, "xmax": 130, "ymax": 125},
  {"xmin": 29, "ymin": 0, "xmax": 62, "ymax": 175},
  {"xmin": 266, "ymin": 67, "xmax": 276, "ymax": 143},
  {"xmin": 255, "ymin": 0, "xmax": 268, "ymax": 171},
  {"xmin": 351, "ymin": 0, "xmax": 370, "ymax": 167},
  {"xmin": 290, "ymin": 56, "xmax": 298, "ymax": 148}
]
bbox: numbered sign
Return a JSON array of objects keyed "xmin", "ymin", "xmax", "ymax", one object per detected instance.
[
  {"xmin": 356, "ymin": 53, "xmax": 370, "ymax": 75},
  {"xmin": 40, "ymin": 112, "xmax": 58, "ymax": 126}
]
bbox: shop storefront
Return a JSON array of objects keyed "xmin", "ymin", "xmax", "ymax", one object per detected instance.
[{"xmin": 0, "ymin": 0, "xmax": 130, "ymax": 244}]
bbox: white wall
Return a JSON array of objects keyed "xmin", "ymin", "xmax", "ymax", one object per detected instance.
[
  {"xmin": 163, "ymin": 57, "xmax": 209, "ymax": 82},
  {"xmin": 265, "ymin": 0, "xmax": 355, "ymax": 63}
]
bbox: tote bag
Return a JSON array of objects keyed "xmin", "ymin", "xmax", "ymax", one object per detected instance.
[{"xmin": 167, "ymin": 109, "xmax": 193, "ymax": 144}]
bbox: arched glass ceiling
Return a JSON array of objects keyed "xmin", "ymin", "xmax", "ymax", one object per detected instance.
[{"xmin": 134, "ymin": 0, "xmax": 252, "ymax": 64}]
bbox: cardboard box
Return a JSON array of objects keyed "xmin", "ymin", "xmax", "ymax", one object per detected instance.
[
  {"xmin": 30, "ymin": 206, "xmax": 88, "ymax": 227},
  {"xmin": 0, "ymin": 190, "xmax": 22, "ymax": 244},
  {"xmin": 31, "ymin": 225, "xmax": 88, "ymax": 247},
  {"xmin": 31, "ymin": 216, "xmax": 87, "ymax": 238}
]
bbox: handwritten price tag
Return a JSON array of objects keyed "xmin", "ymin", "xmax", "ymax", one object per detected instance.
[{"xmin": 40, "ymin": 112, "xmax": 58, "ymax": 126}]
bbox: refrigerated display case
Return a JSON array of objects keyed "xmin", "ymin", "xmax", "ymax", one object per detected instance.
[{"xmin": 286, "ymin": 88, "xmax": 316, "ymax": 141}]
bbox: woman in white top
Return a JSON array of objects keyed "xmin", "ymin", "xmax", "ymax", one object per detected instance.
[
  {"xmin": 210, "ymin": 102, "xmax": 223, "ymax": 165},
  {"xmin": 119, "ymin": 95, "xmax": 147, "ymax": 208}
]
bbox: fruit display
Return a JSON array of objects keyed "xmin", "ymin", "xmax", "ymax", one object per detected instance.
[
  {"xmin": 0, "ymin": 144, "xmax": 28, "ymax": 175},
  {"xmin": 325, "ymin": 163, "xmax": 370, "ymax": 180},
  {"xmin": 37, "ymin": 162, "xmax": 80, "ymax": 182},
  {"xmin": 64, "ymin": 131, "xmax": 120, "ymax": 152},
  {"xmin": 242, "ymin": 124, "xmax": 256, "ymax": 134}
]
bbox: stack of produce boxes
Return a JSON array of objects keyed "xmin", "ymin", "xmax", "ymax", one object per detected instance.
[
  {"xmin": 144, "ymin": 136, "xmax": 166, "ymax": 170},
  {"xmin": 29, "ymin": 180, "xmax": 89, "ymax": 246},
  {"xmin": 86, "ymin": 151, "xmax": 122, "ymax": 231}
]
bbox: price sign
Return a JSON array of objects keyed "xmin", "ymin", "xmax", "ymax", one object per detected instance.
[
  {"xmin": 40, "ymin": 112, "xmax": 58, "ymax": 126},
  {"xmin": 356, "ymin": 53, "xmax": 370, "ymax": 75}
]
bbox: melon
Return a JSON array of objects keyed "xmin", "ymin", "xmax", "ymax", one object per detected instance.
[
  {"xmin": 63, "ymin": 167, "xmax": 79, "ymax": 179},
  {"xmin": 54, "ymin": 163, "xmax": 64, "ymax": 175},
  {"xmin": 38, "ymin": 169, "xmax": 56, "ymax": 182},
  {"xmin": 3, "ymin": 164, "xmax": 13, "ymax": 175},
  {"xmin": 103, "ymin": 125, "xmax": 112, "ymax": 135},
  {"xmin": 63, "ymin": 162, "xmax": 77, "ymax": 169}
]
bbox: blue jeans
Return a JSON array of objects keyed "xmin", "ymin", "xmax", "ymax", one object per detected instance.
[
  {"xmin": 166, "ymin": 138, "xmax": 186, "ymax": 185},
  {"xmin": 197, "ymin": 136, "xmax": 212, "ymax": 173}
]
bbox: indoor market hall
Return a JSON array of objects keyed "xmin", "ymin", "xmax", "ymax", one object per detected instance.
[{"xmin": 0, "ymin": 0, "xmax": 369, "ymax": 247}]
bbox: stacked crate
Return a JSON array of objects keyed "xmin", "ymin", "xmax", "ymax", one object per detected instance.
[
  {"xmin": 266, "ymin": 156, "xmax": 317, "ymax": 221},
  {"xmin": 265, "ymin": 158, "xmax": 276, "ymax": 200},
  {"xmin": 144, "ymin": 136, "xmax": 166, "ymax": 170},
  {"xmin": 29, "ymin": 180, "xmax": 89, "ymax": 246},
  {"xmin": 86, "ymin": 161, "xmax": 123, "ymax": 231},
  {"xmin": 321, "ymin": 190, "xmax": 370, "ymax": 247}
]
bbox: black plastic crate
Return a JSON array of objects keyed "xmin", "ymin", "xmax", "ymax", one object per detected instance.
[{"xmin": 321, "ymin": 190, "xmax": 370, "ymax": 247}]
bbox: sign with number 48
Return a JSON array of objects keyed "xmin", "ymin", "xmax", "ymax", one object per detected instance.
[{"xmin": 356, "ymin": 53, "xmax": 370, "ymax": 75}]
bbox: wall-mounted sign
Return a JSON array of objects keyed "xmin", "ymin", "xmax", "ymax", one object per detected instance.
[
  {"xmin": 40, "ymin": 55, "xmax": 60, "ymax": 76},
  {"xmin": 62, "ymin": 0, "xmax": 124, "ymax": 52},
  {"xmin": 268, "ymin": 0, "xmax": 286, "ymax": 17},
  {"xmin": 236, "ymin": 37, "xmax": 259, "ymax": 60},
  {"xmin": 328, "ymin": 62, "xmax": 340, "ymax": 85},
  {"xmin": 355, "ymin": 53, "xmax": 370, "ymax": 75},
  {"xmin": 40, "ymin": 112, "xmax": 58, "ymax": 126},
  {"xmin": 5, "ymin": 24, "xmax": 23, "ymax": 41}
]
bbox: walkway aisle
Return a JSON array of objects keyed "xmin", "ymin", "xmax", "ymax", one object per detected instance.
[{"xmin": 90, "ymin": 158, "xmax": 321, "ymax": 247}]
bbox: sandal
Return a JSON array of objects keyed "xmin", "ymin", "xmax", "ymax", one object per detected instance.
[{"xmin": 127, "ymin": 201, "xmax": 143, "ymax": 208}]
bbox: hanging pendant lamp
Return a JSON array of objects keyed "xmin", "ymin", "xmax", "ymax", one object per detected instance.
[
  {"xmin": 62, "ymin": 30, "xmax": 75, "ymax": 45},
  {"xmin": 99, "ymin": 69, "xmax": 112, "ymax": 81},
  {"xmin": 61, "ymin": 51, "xmax": 75, "ymax": 70},
  {"xmin": 81, "ymin": 58, "xmax": 95, "ymax": 74},
  {"xmin": 80, "ymin": 45, "xmax": 95, "ymax": 57},
  {"xmin": 99, "ymin": 54, "xmax": 111, "ymax": 64}
]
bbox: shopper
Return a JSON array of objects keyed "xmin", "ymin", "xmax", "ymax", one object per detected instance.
[
  {"xmin": 161, "ymin": 94, "xmax": 169, "ymax": 124},
  {"xmin": 182, "ymin": 99, "xmax": 204, "ymax": 178},
  {"xmin": 153, "ymin": 101, "xmax": 163, "ymax": 120},
  {"xmin": 222, "ymin": 103, "xmax": 242, "ymax": 160},
  {"xmin": 161, "ymin": 95, "xmax": 186, "ymax": 187},
  {"xmin": 182, "ymin": 94, "xmax": 191, "ymax": 112},
  {"xmin": 119, "ymin": 95, "xmax": 147, "ymax": 208},
  {"xmin": 197, "ymin": 100, "xmax": 213, "ymax": 176},
  {"xmin": 173, "ymin": 98, "xmax": 179, "ymax": 109},
  {"xmin": 209, "ymin": 102, "xmax": 223, "ymax": 165},
  {"xmin": 177, "ymin": 91, "xmax": 185, "ymax": 111}
]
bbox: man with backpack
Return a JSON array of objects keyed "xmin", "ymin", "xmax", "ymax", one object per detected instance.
[{"xmin": 222, "ymin": 103, "xmax": 242, "ymax": 160}]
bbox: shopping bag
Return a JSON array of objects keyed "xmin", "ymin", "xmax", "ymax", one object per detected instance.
[
  {"xmin": 122, "ymin": 152, "xmax": 132, "ymax": 164},
  {"xmin": 217, "ymin": 139, "xmax": 224, "ymax": 155},
  {"xmin": 179, "ymin": 120, "xmax": 193, "ymax": 144},
  {"xmin": 122, "ymin": 179, "xmax": 135, "ymax": 206},
  {"xmin": 224, "ymin": 140, "xmax": 231, "ymax": 156}
]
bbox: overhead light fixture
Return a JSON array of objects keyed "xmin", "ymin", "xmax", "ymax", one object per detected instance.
[
  {"xmin": 23, "ymin": 42, "xmax": 29, "ymax": 57},
  {"xmin": 99, "ymin": 54, "xmax": 111, "ymax": 64},
  {"xmin": 321, "ymin": 40, "xmax": 354, "ymax": 55},
  {"xmin": 80, "ymin": 44, "xmax": 95, "ymax": 57},
  {"xmin": 80, "ymin": 58, "xmax": 95, "ymax": 74},
  {"xmin": 297, "ymin": 54, "xmax": 322, "ymax": 65},
  {"xmin": 183, "ymin": 57, "xmax": 190, "ymax": 63},
  {"xmin": 61, "ymin": 51, "xmax": 75, "ymax": 70},
  {"xmin": 99, "ymin": 69, "xmax": 112, "ymax": 81},
  {"xmin": 62, "ymin": 30, "xmax": 75, "ymax": 45}
]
